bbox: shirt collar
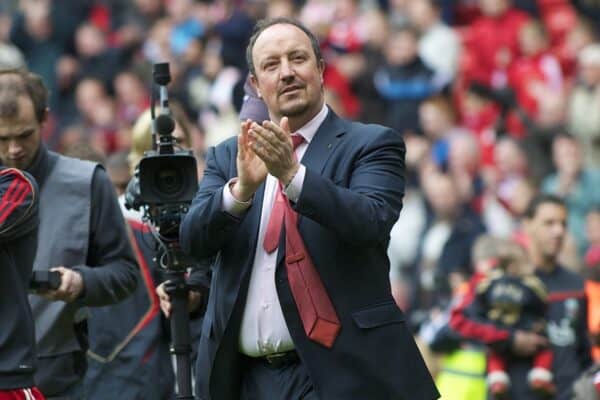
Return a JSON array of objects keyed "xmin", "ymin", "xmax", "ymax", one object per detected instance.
[{"xmin": 294, "ymin": 104, "xmax": 328, "ymax": 144}]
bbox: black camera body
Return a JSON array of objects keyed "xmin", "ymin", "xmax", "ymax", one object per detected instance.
[{"xmin": 138, "ymin": 152, "xmax": 197, "ymax": 205}]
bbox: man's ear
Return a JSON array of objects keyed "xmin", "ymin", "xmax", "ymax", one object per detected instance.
[{"xmin": 249, "ymin": 74, "xmax": 262, "ymax": 98}]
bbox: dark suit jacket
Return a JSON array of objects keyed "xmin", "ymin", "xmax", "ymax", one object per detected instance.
[{"xmin": 180, "ymin": 109, "xmax": 439, "ymax": 400}]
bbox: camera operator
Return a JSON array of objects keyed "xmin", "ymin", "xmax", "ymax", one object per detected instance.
[
  {"xmin": 0, "ymin": 69, "xmax": 138, "ymax": 399},
  {"xmin": 0, "ymin": 167, "xmax": 44, "ymax": 400},
  {"xmin": 84, "ymin": 105, "xmax": 206, "ymax": 400}
]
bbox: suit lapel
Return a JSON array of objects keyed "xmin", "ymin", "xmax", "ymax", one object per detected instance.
[{"xmin": 299, "ymin": 108, "xmax": 347, "ymax": 175}]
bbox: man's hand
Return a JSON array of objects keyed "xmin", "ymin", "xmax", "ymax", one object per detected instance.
[
  {"xmin": 41, "ymin": 266, "xmax": 84, "ymax": 302},
  {"xmin": 512, "ymin": 330, "xmax": 548, "ymax": 357},
  {"xmin": 232, "ymin": 119, "xmax": 268, "ymax": 201},
  {"xmin": 156, "ymin": 281, "xmax": 203, "ymax": 318},
  {"xmin": 249, "ymin": 117, "xmax": 299, "ymax": 185}
]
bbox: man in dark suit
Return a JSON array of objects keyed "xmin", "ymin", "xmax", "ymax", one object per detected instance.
[{"xmin": 179, "ymin": 17, "xmax": 439, "ymax": 400}]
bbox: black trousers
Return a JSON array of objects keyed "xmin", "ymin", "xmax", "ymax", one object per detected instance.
[{"xmin": 240, "ymin": 354, "xmax": 318, "ymax": 400}]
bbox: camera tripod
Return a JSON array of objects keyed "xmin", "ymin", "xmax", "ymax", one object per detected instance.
[{"xmin": 161, "ymin": 244, "xmax": 195, "ymax": 400}]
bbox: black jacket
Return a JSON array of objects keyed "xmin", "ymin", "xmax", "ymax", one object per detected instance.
[{"xmin": 0, "ymin": 168, "xmax": 39, "ymax": 390}]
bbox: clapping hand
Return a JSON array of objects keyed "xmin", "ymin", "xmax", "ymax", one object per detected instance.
[
  {"xmin": 231, "ymin": 119, "xmax": 269, "ymax": 202},
  {"xmin": 249, "ymin": 117, "xmax": 299, "ymax": 186}
]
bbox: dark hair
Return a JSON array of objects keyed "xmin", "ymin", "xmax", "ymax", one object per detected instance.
[
  {"xmin": 246, "ymin": 17, "xmax": 322, "ymax": 76},
  {"xmin": 524, "ymin": 193, "xmax": 566, "ymax": 219},
  {"xmin": 0, "ymin": 68, "xmax": 48, "ymax": 123}
]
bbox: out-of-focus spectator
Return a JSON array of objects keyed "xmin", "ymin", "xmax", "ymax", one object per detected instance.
[
  {"xmin": 388, "ymin": 133, "xmax": 430, "ymax": 311},
  {"xmin": 407, "ymin": 0, "xmax": 461, "ymax": 80},
  {"xmin": 326, "ymin": 0, "xmax": 367, "ymax": 54},
  {"xmin": 212, "ymin": 1, "xmax": 255, "ymax": 71},
  {"xmin": 73, "ymin": 77, "xmax": 120, "ymax": 156},
  {"xmin": 74, "ymin": 22, "xmax": 138, "ymax": 88},
  {"xmin": 554, "ymin": 17, "xmax": 597, "ymax": 80},
  {"xmin": 447, "ymin": 131, "xmax": 485, "ymax": 211},
  {"xmin": 412, "ymin": 171, "xmax": 485, "ymax": 314},
  {"xmin": 126, "ymin": 0, "xmax": 165, "ymax": 32},
  {"xmin": 342, "ymin": 8, "xmax": 388, "ymax": 124},
  {"xmin": 508, "ymin": 20, "xmax": 563, "ymax": 120},
  {"xmin": 568, "ymin": 43, "xmax": 600, "ymax": 168},
  {"xmin": 419, "ymin": 95, "xmax": 470, "ymax": 170},
  {"xmin": 374, "ymin": 25, "xmax": 441, "ymax": 135},
  {"xmin": 462, "ymin": 0, "xmax": 531, "ymax": 87},
  {"xmin": 585, "ymin": 207, "xmax": 600, "ymax": 362},
  {"xmin": 166, "ymin": 0, "xmax": 204, "ymax": 57},
  {"xmin": 9, "ymin": 0, "xmax": 85, "ymax": 109},
  {"xmin": 196, "ymin": 50, "xmax": 241, "ymax": 148},
  {"xmin": 113, "ymin": 69, "xmax": 150, "ymax": 128},
  {"xmin": 542, "ymin": 133, "xmax": 600, "ymax": 257},
  {"xmin": 142, "ymin": 17, "xmax": 173, "ymax": 64},
  {"xmin": 482, "ymin": 137, "xmax": 531, "ymax": 237}
]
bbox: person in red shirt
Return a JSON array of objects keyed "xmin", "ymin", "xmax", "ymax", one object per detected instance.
[
  {"xmin": 508, "ymin": 20, "xmax": 564, "ymax": 120},
  {"xmin": 462, "ymin": 0, "xmax": 531, "ymax": 87}
]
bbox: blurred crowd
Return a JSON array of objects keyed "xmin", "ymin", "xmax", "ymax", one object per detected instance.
[{"xmin": 3, "ymin": 0, "xmax": 600, "ymax": 398}]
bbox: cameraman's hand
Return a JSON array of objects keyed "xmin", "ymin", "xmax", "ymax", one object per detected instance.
[
  {"xmin": 512, "ymin": 330, "xmax": 548, "ymax": 357},
  {"xmin": 156, "ymin": 281, "xmax": 203, "ymax": 318},
  {"xmin": 232, "ymin": 119, "xmax": 268, "ymax": 202},
  {"xmin": 41, "ymin": 267, "xmax": 84, "ymax": 303}
]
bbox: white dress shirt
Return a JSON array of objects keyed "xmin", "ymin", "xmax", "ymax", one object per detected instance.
[{"xmin": 221, "ymin": 105, "xmax": 329, "ymax": 356}]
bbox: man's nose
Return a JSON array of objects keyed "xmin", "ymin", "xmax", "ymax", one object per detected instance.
[
  {"xmin": 8, "ymin": 141, "xmax": 23, "ymax": 155},
  {"xmin": 280, "ymin": 59, "xmax": 294, "ymax": 80}
]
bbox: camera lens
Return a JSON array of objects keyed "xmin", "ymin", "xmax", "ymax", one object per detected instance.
[{"xmin": 155, "ymin": 167, "xmax": 184, "ymax": 197}]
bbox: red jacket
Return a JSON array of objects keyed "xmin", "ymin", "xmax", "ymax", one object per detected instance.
[
  {"xmin": 508, "ymin": 51, "xmax": 563, "ymax": 117},
  {"xmin": 463, "ymin": 8, "xmax": 530, "ymax": 85}
]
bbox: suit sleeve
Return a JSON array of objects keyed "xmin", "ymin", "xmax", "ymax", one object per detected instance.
[
  {"xmin": 180, "ymin": 142, "xmax": 244, "ymax": 260},
  {"xmin": 71, "ymin": 168, "xmax": 138, "ymax": 306},
  {"xmin": 293, "ymin": 128, "xmax": 405, "ymax": 247}
]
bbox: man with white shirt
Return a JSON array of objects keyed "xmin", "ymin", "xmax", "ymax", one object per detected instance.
[
  {"xmin": 179, "ymin": 17, "xmax": 439, "ymax": 400},
  {"xmin": 407, "ymin": 0, "xmax": 461, "ymax": 80}
]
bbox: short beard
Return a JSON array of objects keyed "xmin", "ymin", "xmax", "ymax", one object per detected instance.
[{"xmin": 280, "ymin": 101, "xmax": 310, "ymax": 118}]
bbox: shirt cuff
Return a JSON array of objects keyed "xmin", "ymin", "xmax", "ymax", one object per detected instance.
[
  {"xmin": 283, "ymin": 164, "xmax": 305, "ymax": 203},
  {"xmin": 222, "ymin": 178, "xmax": 252, "ymax": 217}
]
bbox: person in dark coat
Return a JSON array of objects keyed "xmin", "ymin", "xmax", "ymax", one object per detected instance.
[
  {"xmin": 0, "ymin": 68, "xmax": 138, "ymax": 399},
  {"xmin": 177, "ymin": 17, "xmax": 439, "ymax": 400},
  {"xmin": 0, "ymin": 167, "xmax": 45, "ymax": 400}
]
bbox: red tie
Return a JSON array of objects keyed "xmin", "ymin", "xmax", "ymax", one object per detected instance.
[{"xmin": 263, "ymin": 134, "xmax": 341, "ymax": 348}]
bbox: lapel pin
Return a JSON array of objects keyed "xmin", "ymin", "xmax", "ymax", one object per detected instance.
[{"xmin": 327, "ymin": 143, "xmax": 332, "ymax": 149}]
